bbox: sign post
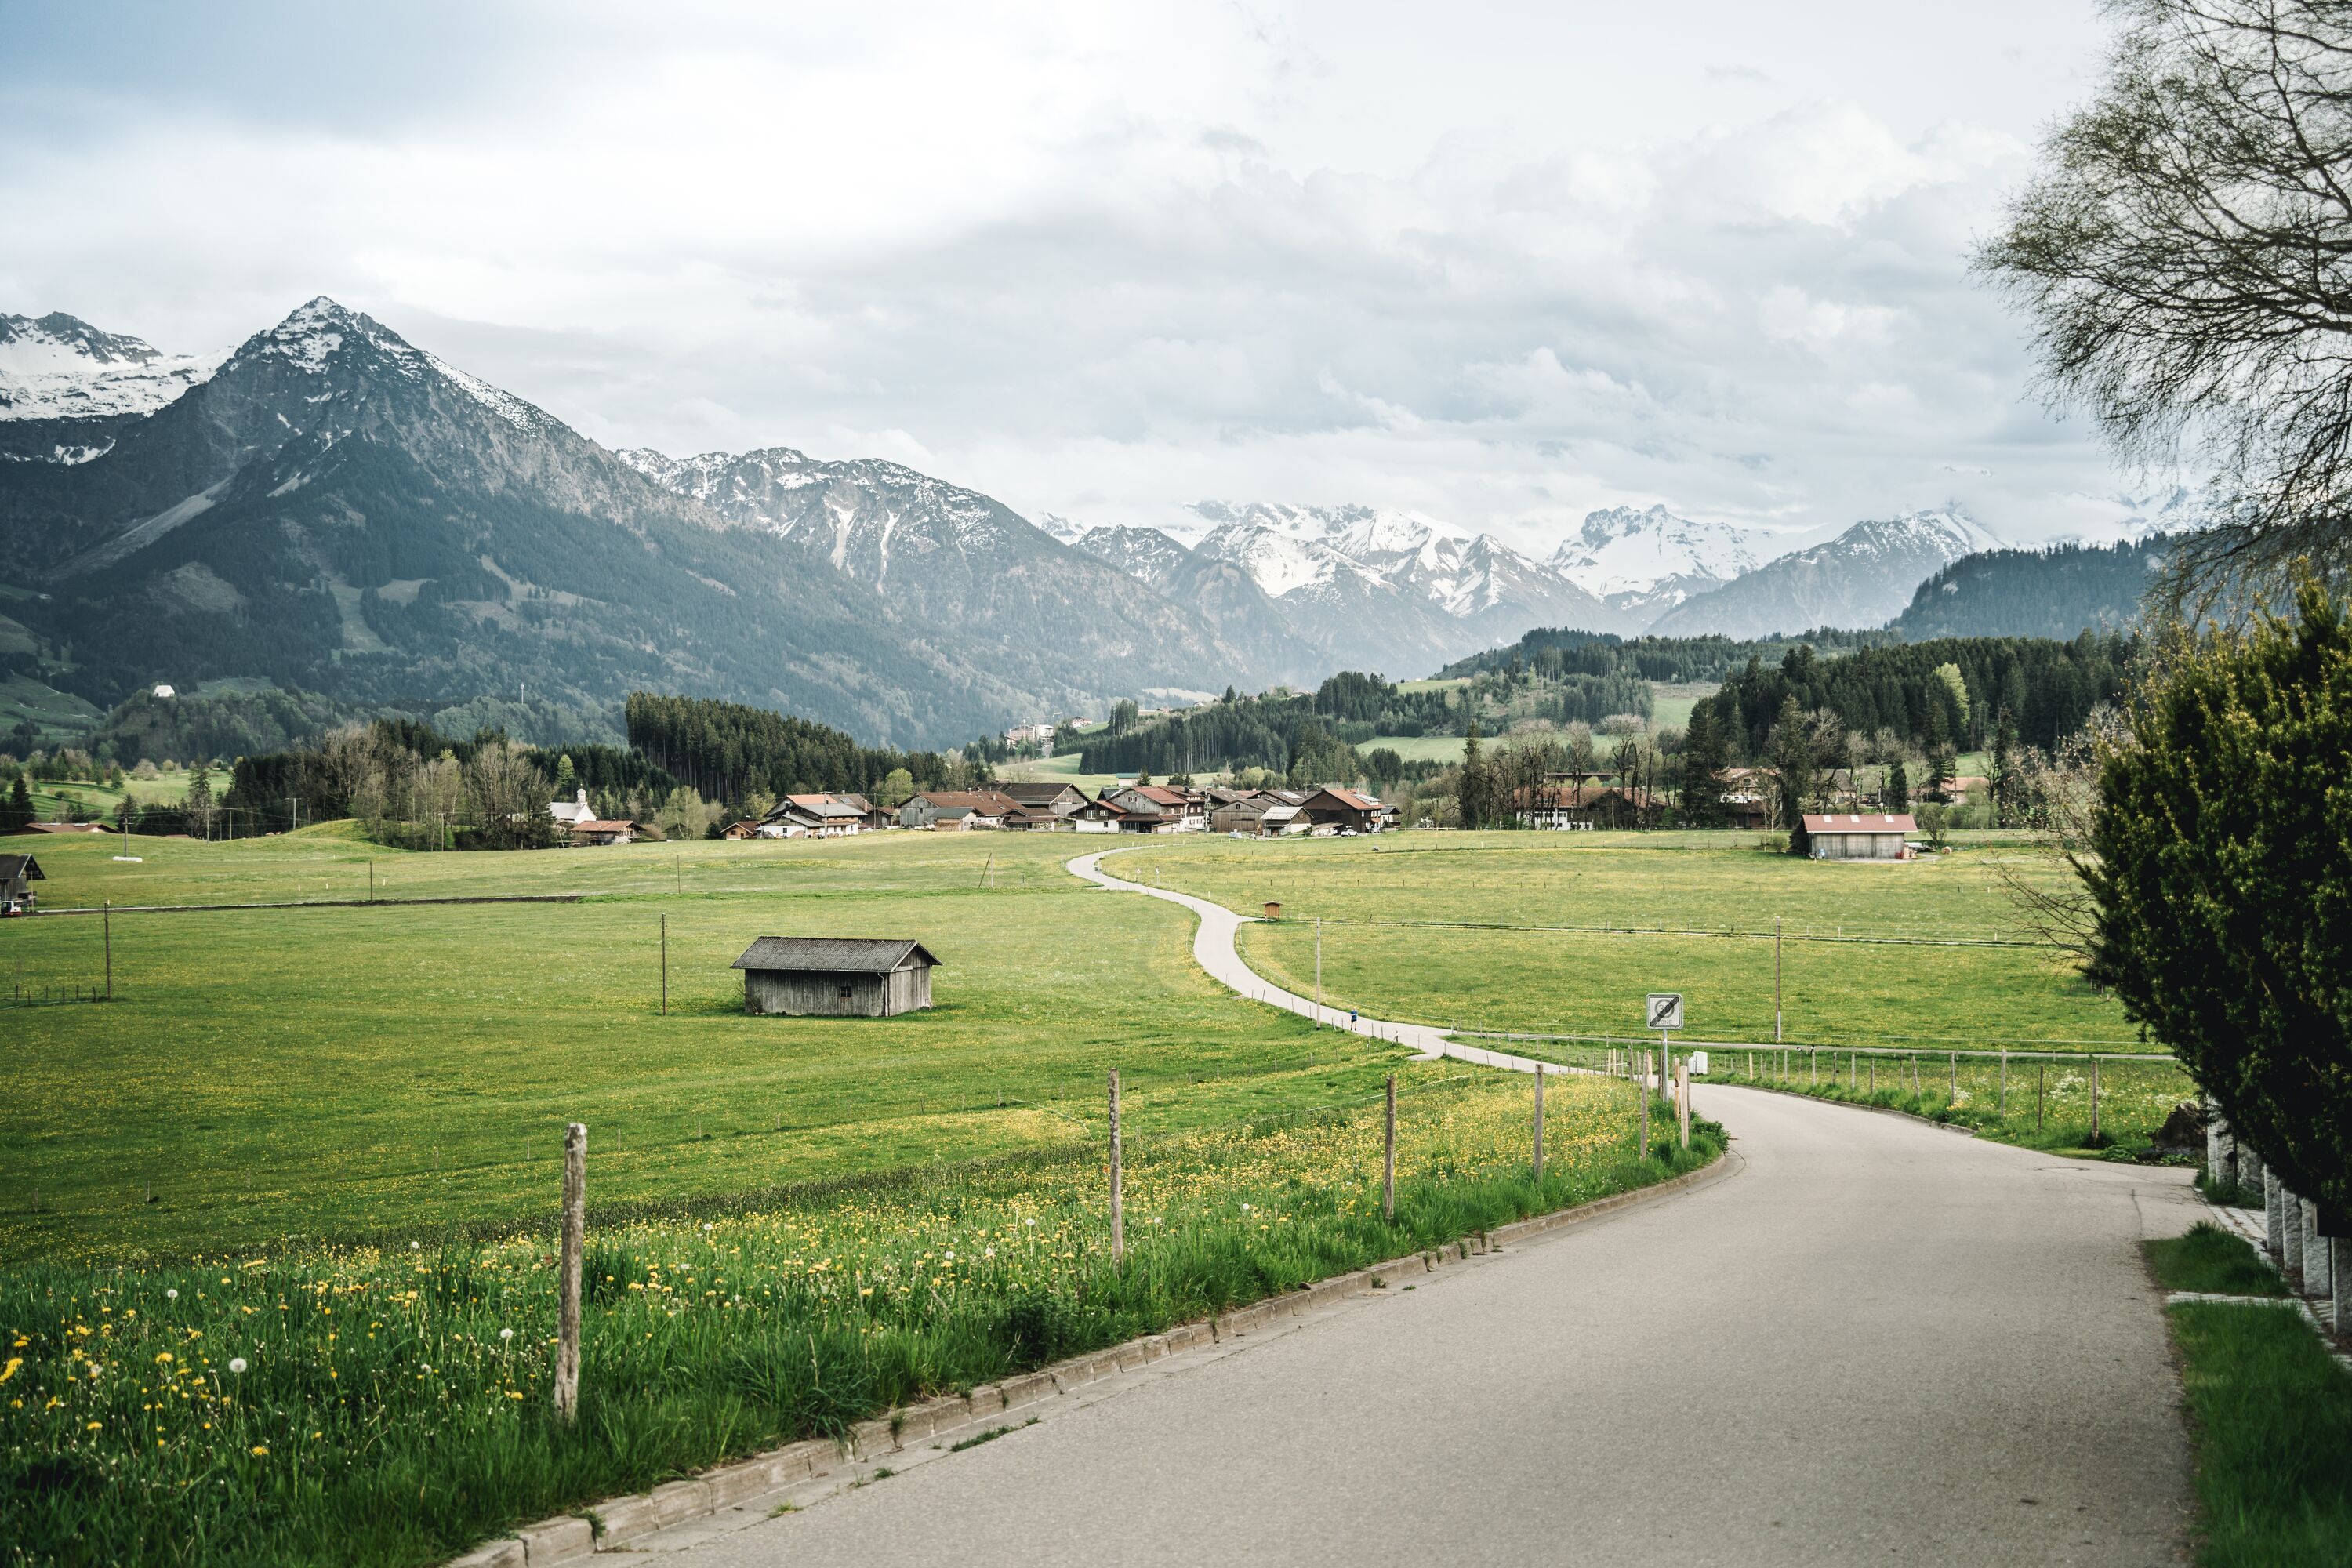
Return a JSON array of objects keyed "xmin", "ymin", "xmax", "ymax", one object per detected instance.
[{"xmin": 1646, "ymin": 993, "xmax": 1682, "ymax": 1100}]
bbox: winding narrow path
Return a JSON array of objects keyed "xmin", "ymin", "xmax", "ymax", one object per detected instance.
[{"xmin": 1068, "ymin": 846, "xmax": 1559, "ymax": 1074}]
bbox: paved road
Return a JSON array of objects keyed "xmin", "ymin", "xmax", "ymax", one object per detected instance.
[{"xmin": 679, "ymin": 1086, "xmax": 2199, "ymax": 1567}]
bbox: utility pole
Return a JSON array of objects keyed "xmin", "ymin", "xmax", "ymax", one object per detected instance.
[
  {"xmin": 1383, "ymin": 1073, "xmax": 1396, "ymax": 1220},
  {"xmin": 1108, "ymin": 1069, "xmax": 1123, "ymax": 1261}
]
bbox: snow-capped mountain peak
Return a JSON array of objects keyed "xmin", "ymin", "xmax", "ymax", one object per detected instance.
[
  {"xmin": 0, "ymin": 311, "xmax": 227, "ymax": 423},
  {"xmin": 1548, "ymin": 504, "xmax": 1763, "ymax": 597},
  {"xmin": 1809, "ymin": 504, "xmax": 2002, "ymax": 566},
  {"xmin": 209, "ymin": 297, "xmax": 550, "ymax": 432}
]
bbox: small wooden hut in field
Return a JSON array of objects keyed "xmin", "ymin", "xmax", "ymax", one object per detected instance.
[{"xmin": 730, "ymin": 936, "xmax": 941, "ymax": 1018}]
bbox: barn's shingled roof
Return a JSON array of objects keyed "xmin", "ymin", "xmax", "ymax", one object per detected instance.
[{"xmin": 731, "ymin": 936, "xmax": 943, "ymax": 973}]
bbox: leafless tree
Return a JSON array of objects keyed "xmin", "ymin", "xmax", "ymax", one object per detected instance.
[
  {"xmin": 1988, "ymin": 706, "xmax": 2132, "ymax": 963},
  {"xmin": 1978, "ymin": 0, "xmax": 2352, "ymax": 601}
]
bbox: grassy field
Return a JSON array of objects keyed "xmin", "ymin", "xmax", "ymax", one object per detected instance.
[
  {"xmin": 990, "ymin": 752, "xmax": 1125, "ymax": 791},
  {"xmin": 22, "ymin": 764, "xmax": 201, "ymax": 824},
  {"xmin": 2, "ymin": 832, "xmax": 1451, "ymax": 1267},
  {"xmin": 1127, "ymin": 830, "xmax": 2194, "ymax": 1153},
  {"xmin": 0, "ymin": 1002, "xmax": 1716, "ymax": 1565},
  {"xmin": 1132, "ymin": 832, "xmax": 2137, "ymax": 1048},
  {"xmin": 0, "ymin": 672, "xmax": 103, "ymax": 746},
  {"xmin": 1648, "ymin": 681, "xmax": 1715, "ymax": 734}
]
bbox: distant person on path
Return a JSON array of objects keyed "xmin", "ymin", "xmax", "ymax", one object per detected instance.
[{"xmin": 1349, "ymin": 1010, "xmax": 1359, "ymax": 1028}]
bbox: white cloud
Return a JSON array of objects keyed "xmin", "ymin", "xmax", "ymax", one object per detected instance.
[{"xmin": 0, "ymin": 0, "xmax": 2148, "ymax": 554}]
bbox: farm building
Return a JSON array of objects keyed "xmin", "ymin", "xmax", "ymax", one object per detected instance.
[
  {"xmin": 1802, "ymin": 814, "xmax": 1917, "ymax": 861},
  {"xmin": 993, "ymin": 781, "xmax": 1090, "ymax": 818},
  {"xmin": 0, "ymin": 852, "xmax": 43, "ymax": 914},
  {"xmin": 731, "ymin": 936, "xmax": 942, "ymax": 1017}
]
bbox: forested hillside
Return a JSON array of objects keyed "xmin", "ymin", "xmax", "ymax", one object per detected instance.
[
  {"xmin": 1888, "ymin": 538, "xmax": 2165, "ymax": 639},
  {"xmin": 1700, "ymin": 633, "xmax": 2135, "ymax": 758},
  {"xmin": 1439, "ymin": 626, "xmax": 1892, "ymax": 682}
]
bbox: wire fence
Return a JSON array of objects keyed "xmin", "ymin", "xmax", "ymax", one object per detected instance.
[{"xmin": 6, "ymin": 1062, "xmax": 1683, "ymax": 1269}]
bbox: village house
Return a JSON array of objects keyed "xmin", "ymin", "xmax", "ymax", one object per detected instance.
[
  {"xmin": 1208, "ymin": 790, "xmax": 1307, "ymax": 836},
  {"xmin": 898, "ymin": 789, "xmax": 1021, "ymax": 830},
  {"xmin": 1003, "ymin": 722, "xmax": 1056, "ymax": 752},
  {"xmin": 1069, "ymin": 797, "xmax": 1134, "ymax": 833},
  {"xmin": 1515, "ymin": 778, "xmax": 1664, "ymax": 831},
  {"xmin": 993, "ymin": 781, "xmax": 1090, "ymax": 818},
  {"xmin": 568, "ymin": 818, "xmax": 643, "ymax": 846},
  {"xmin": 731, "ymin": 935, "xmax": 942, "ymax": 1018},
  {"xmin": 1101, "ymin": 783, "xmax": 1207, "ymax": 831},
  {"xmin": 0, "ymin": 852, "xmax": 43, "ymax": 915},
  {"xmin": 1296, "ymin": 786, "xmax": 1393, "ymax": 834},
  {"xmin": 760, "ymin": 794, "xmax": 869, "ymax": 838},
  {"xmin": 1802, "ymin": 813, "xmax": 1918, "ymax": 861}
]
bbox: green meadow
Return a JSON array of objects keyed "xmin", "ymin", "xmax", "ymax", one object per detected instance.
[
  {"xmin": 3, "ymin": 824, "xmax": 2162, "ymax": 1269},
  {"xmin": 2, "ymin": 832, "xmax": 1410, "ymax": 1267},
  {"xmin": 1137, "ymin": 831, "xmax": 2139, "ymax": 1048}
]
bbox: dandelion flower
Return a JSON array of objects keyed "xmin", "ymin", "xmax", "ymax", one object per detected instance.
[
  {"xmin": 499, "ymin": 1328, "xmax": 513, "ymax": 1342},
  {"xmin": 166, "ymin": 1289, "xmax": 179, "ymax": 1300},
  {"xmin": 228, "ymin": 1358, "xmax": 248, "ymax": 1374},
  {"xmin": 250, "ymin": 1444, "xmax": 269, "ymax": 1456}
]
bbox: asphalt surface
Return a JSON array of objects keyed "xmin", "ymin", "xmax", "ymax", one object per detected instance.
[{"xmin": 678, "ymin": 852, "xmax": 2207, "ymax": 1568}]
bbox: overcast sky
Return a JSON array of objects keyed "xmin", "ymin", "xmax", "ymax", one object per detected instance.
[{"xmin": 2, "ymin": 1, "xmax": 2158, "ymax": 552}]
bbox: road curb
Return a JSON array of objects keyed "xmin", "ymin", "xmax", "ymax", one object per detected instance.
[{"xmin": 446, "ymin": 1145, "xmax": 1735, "ymax": 1566}]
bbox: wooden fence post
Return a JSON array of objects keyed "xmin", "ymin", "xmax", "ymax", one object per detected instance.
[
  {"xmin": 1999, "ymin": 1050, "xmax": 2008, "ymax": 1114},
  {"xmin": 2037, "ymin": 1061, "xmax": 2045, "ymax": 1131},
  {"xmin": 1638, "ymin": 1055, "xmax": 1650, "ymax": 1160},
  {"xmin": 1676, "ymin": 1060, "xmax": 1691, "ymax": 1149},
  {"xmin": 1533, "ymin": 1065, "xmax": 1545, "ymax": 1181},
  {"xmin": 1383, "ymin": 1073, "xmax": 1396, "ymax": 1221},
  {"xmin": 103, "ymin": 901, "xmax": 112, "ymax": 1001},
  {"xmin": 1948, "ymin": 1051, "xmax": 1957, "ymax": 1105},
  {"xmin": 555, "ymin": 1122, "xmax": 585, "ymax": 1424},
  {"xmin": 660, "ymin": 915, "xmax": 668, "ymax": 1017},
  {"xmin": 1109, "ymin": 1069, "xmax": 1123, "ymax": 1261},
  {"xmin": 2089, "ymin": 1056, "xmax": 2100, "ymax": 1142}
]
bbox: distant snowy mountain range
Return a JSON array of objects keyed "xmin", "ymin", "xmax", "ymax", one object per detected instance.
[
  {"xmin": 0, "ymin": 297, "xmax": 2155, "ymax": 747},
  {"xmin": 1047, "ymin": 496, "xmax": 2009, "ymax": 650}
]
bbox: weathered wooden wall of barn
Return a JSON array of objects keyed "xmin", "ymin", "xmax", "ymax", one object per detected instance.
[{"xmin": 742, "ymin": 967, "xmax": 932, "ymax": 1017}]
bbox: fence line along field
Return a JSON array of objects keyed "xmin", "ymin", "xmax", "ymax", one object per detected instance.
[{"xmin": 2, "ymin": 1062, "xmax": 1716, "ymax": 1566}]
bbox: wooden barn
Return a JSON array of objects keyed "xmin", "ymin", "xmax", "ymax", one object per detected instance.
[
  {"xmin": 0, "ymin": 852, "xmax": 42, "ymax": 915},
  {"xmin": 730, "ymin": 936, "xmax": 942, "ymax": 1018},
  {"xmin": 1802, "ymin": 813, "xmax": 1918, "ymax": 860}
]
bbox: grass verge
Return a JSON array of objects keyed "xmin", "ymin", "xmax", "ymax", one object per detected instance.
[
  {"xmin": 2147, "ymin": 1224, "xmax": 2288, "ymax": 1298},
  {"xmin": 2151, "ymin": 1240, "xmax": 2352, "ymax": 1564}
]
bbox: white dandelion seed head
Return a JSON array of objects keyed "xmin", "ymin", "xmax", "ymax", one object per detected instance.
[
  {"xmin": 227, "ymin": 1358, "xmax": 248, "ymax": 1374},
  {"xmin": 165, "ymin": 1289, "xmax": 178, "ymax": 1299},
  {"xmin": 409, "ymin": 1241, "xmax": 420, "ymax": 1251},
  {"xmin": 499, "ymin": 1327, "xmax": 514, "ymax": 1341}
]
